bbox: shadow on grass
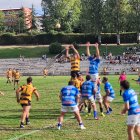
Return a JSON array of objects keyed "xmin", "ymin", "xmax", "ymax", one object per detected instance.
[{"xmin": 0, "ymin": 109, "xmax": 61, "ymax": 120}]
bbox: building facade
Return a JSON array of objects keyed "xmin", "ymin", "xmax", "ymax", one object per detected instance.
[{"xmin": 0, "ymin": 7, "xmax": 32, "ymax": 31}]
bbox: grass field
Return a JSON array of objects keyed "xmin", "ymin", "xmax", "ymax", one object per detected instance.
[
  {"xmin": 0, "ymin": 75, "xmax": 140, "ymax": 140},
  {"xmin": 0, "ymin": 44, "xmax": 139, "ymax": 58}
]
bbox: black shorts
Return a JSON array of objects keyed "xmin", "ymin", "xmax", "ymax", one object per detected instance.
[
  {"xmin": 14, "ymin": 80, "xmax": 19, "ymax": 83},
  {"xmin": 21, "ymin": 101, "xmax": 31, "ymax": 107},
  {"xmin": 71, "ymin": 71, "xmax": 80, "ymax": 77}
]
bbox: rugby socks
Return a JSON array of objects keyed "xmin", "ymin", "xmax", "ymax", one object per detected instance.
[
  {"xmin": 26, "ymin": 117, "xmax": 30, "ymax": 125},
  {"xmin": 120, "ymin": 90, "xmax": 122, "ymax": 96},
  {"xmin": 57, "ymin": 123, "xmax": 62, "ymax": 130},
  {"xmin": 88, "ymin": 105, "xmax": 91, "ymax": 113},
  {"xmin": 20, "ymin": 122, "xmax": 24, "ymax": 128},
  {"xmin": 109, "ymin": 107, "xmax": 112, "ymax": 112},
  {"xmin": 93, "ymin": 111, "xmax": 97, "ymax": 118},
  {"xmin": 100, "ymin": 107, "xmax": 103, "ymax": 113}
]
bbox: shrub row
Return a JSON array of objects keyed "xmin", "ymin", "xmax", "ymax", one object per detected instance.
[{"xmin": 0, "ymin": 32, "xmax": 138, "ymax": 45}]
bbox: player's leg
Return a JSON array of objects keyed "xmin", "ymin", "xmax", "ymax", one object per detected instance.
[
  {"xmin": 127, "ymin": 125, "xmax": 135, "ymax": 140},
  {"xmin": 135, "ymin": 125, "xmax": 140, "ymax": 139},
  {"xmin": 20, "ymin": 106, "xmax": 29, "ymax": 128},
  {"xmin": 88, "ymin": 102, "xmax": 91, "ymax": 115},
  {"xmin": 89, "ymin": 97, "xmax": 98, "ymax": 119},
  {"xmin": 57, "ymin": 106, "xmax": 67, "ymax": 130},
  {"xmin": 25, "ymin": 105, "xmax": 31, "ymax": 125},
  {"xmin": 134, "ymin": 115, "xmax": 140, "ymax": 139},
  {"xmin": 57, "ymin": 112, "xmax": 66, "ymax": 130},
  {"xmin": 74, "ymin": 109, "xmax": 86, "ymax": 129},
  {"xmin": 103, "ymin": 97, "xmax": 112, "ymax": 114},
  {"xmin": 14, "ymin": 80, "xmax": 16, "ymax": 90},
  {"xmin": 98, "ymin": 101, "xmax": 105, "ymax": 117}
]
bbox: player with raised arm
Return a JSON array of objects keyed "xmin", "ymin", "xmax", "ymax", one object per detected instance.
[
  {"xmin": 16, "ymin": 77, "xmax": 40, "ymax": 128},
  {"xmin": 57, "ymin": 81, "xmax": 86, "ymax": 130},
  {"xmin": 121, "ymin": 80, "xmax": 140, "ymax": 140},
  {"xmin": 86, "ymin": 42, "xmax": 100, "ymax": 82},
  {"xmin": 66, "ymin": 45, "xmax": 81, "ymax": 77},
  {"xmin": 102, "ymin": 77, "xmax": 115, "ymax": 115}
]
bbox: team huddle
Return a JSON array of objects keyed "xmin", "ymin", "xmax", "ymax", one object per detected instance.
[{"xmin": 3, "ymin": 42, "xmax": 140, "ymax": 140}]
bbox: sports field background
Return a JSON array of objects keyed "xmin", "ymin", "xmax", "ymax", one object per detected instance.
[
  {"xmin": 0, "ymin": 75, "xmax": 140, "ymax": 140},
  {"xmin": 0, "ymin": 44, "xmax": 139, "ymax": 58}
]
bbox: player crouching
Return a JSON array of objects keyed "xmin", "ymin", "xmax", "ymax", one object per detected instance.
[
  {"xmin": 16, "ymin": 77, "xmax": 40, "ymax": 128},
  {"xmin": 102, "ymin": 77, "xmax": 115, "ymax": 115},
  {"xmin": 57, "ymin": 81, "xmax": 86, "ymax": 130}
]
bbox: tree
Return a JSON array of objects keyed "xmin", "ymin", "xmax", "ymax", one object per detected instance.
[
  {"xmin": 128, "ymin": 0, "xmax": 140, "ymax": 43},
  {"xmin": 41, "ymin": 0, "xmax": 81, "ymax": 32},
  {"xmin": 31, "ymin": 4, "xmax": 37, "ymax": 30},
  {"xmin": 0, "ymin": 11, "xmax": 5, "ymax": 32},
  {"xmin": 80, "ymin": 0, "xmax": 104, "ymax": 43},
  {"xmin": 103, "ymin": 0, "xmax": 131, "ymax": 44}
]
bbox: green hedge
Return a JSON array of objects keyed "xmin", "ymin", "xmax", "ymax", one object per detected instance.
[{"xmin": 0, "ymin": 32, "xmax": 138, "ymax": 45}]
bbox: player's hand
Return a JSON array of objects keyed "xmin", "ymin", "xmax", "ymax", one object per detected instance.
[
  {"xmin": 86, "ymin": 42, "xmax": 90, "ymax": 47},
  {"xmin": 94, "ymin": 43, "xmax": 99, "ymax": 48},
  {"xmin": 69, "ymin": 45, "xmax": 74, "ymax": 49},
  {"xmin": 65, "ymin": 46, "xmax": 69, "ymax": 50}
]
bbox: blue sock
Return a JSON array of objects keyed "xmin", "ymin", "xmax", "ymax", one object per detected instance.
[{"xmin": 94, "ymin": 111, "xmax": 97, "ymax": 118}]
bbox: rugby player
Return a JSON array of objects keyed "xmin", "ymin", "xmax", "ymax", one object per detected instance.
[
  {"xmin": 79, "ymin": 75, "xmax": 98, "ymax": 119},
  {"xmin": 14, "ymin": 69, "xmax": 21, "ymax": 90},
  {"xmin": 58, "ymin": 81, "xmax": 85, "ymax": 130},
  {"xmin": 86, "ymin": 42, "xmax": 100, "ymax": 82},
  {"xmin": 66, "ymin": 45, "xmax": 81, "ymax": 78},
  {"xmin": 102, "ymin": 77, "xmax": 115, "ymax": 115},
  {"xmin": 121, "ymin": 80, "xmax": 140, "ymax": 140},
  {"xmin": 16, "ymin": 77, "xmax": 40, "ymax": 128},
  {"xmin": 119, "ymin": 71, "xmax": 127, "ymax": 96},
  {"xmin": 6, "ymin": 68, "xmax": 12, "ymax": 84}
]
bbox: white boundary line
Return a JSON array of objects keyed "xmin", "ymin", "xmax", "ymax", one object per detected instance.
[
  {"xmin": 9, "ymin": 98, "xmax": 123, "ymax": 140},
  {"xmin": 9, "ymin": 116, "xmax": 74, "ymax": 140}
]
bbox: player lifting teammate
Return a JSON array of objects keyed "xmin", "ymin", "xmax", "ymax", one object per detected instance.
[
  {"xmin": 102, "ymin": 77, "xmax": 115, "ymax": 115},
  {"xmin": 58, "ymin": 81, "xmax": 86, "ymax": 130}
]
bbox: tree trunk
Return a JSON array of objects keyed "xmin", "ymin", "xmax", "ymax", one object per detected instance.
[
  {"xmin": 98, "ymin": 34, "xmax": 101, "ymax": 45},
  {"xmin": 117, "ymin": 34, "xmax": 120, "ymax": 45},
  {"xmin": 137, "ymin": 33, "xmax": 140, "ymax": 44}
]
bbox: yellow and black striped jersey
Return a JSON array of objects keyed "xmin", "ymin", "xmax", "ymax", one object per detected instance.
[
  {"xmin": 20, "ymin": 84, "xmax": 37, "ymax": 104},
  {"xmin": 70, "ymin": 57, "xmax": 80, "ymax": 71}
]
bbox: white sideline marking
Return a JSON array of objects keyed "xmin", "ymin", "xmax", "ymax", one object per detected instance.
[
  {"xmin": 9, "ymin": 116, "xmax": 74, "ymax": 140},
  {"xmin": 9, "ymin": 98, "xmax": 123, "ymax": 140}
]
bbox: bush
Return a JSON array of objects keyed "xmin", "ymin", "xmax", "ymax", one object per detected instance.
[
  {"xmin": 0, "ymin": 33, "xmax": 17, "ymax": 45},
  {"xmin": 0, "ymin": 32, "xmax": 138, "ymax": 45},
  {"xmin": 49, "ymin": 42, "xmax": 63, "ymax": 54}
]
